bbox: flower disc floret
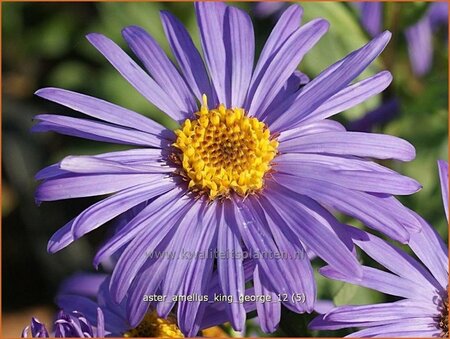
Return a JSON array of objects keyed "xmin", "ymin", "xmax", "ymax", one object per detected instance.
[{"xmin": 173, "ymin": 96, "xmax": 279, "ymax": 199}]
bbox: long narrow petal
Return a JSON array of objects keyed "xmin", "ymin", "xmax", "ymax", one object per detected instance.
[
  {"xmin": 248, "ymin": 4, "xmax": 302, "ymax": 109},
  {"xmin": 108, "ymin": 194, "xmax": 195, "ymax": 303},
  {"xmin": 195, "ymin": 2, "xmax": 228, "ymax": 105},
  {"xmin": 320, "ymin": 265, "xmax": 431, "ymax": 301},
  {"xmin": 33, "ymin": 114, "xmax": 165, "ymax": 147},
  {"xmin": 36, "ymin": 173, "xmax": 165, "ymax": 202},
  {"xmin": 253, "ymin": 265, "xmax": 281, "ymax": 333},
  {"xmin": 47, "ymin": 219, "xmax": 75, "ymax": 253},
  {"xmin": 262, "ymin": 186, "xmax": 362, "ymax": 279},
  {"xmin": 247, "ymin": 19, "xmax": 329, "ymax": 117},
  {"xmin": 252, "ymin": 196, "xmax": 316, "ymax": 312},
  {"xmin": 225, "ymin": 6, "xmax": 254, "ymax": 107},
  {"xmin": 278, "ymin": 131, "xmax": 416, "ymax": 162},
  {"xmin": 347, "ymin": 319, "xmax": 440, "ymax": 338},
  {"xmin": 304, "ymin": 71, "xmax": 393, "ymax": 123},
  {"xmin": 349, "ymin": 227, "xmax": 440, "ymax": 292},
  {"xmin": 279, "ymin": 120, "xmax": 345, "ymax": 142},
  {"xmin": 269, "ymin": 31, "xmax": 391, "ymax": 131},
  {"xmin": 158, "ymin": 202, "xmax": 212, "ymax": 317},
  {"xmin": 86, "ymin": 33, "xmax": 184, "ymax": 121},
  {"xmin": 160, "ymin": 10, "xmax": 215, "ymax": 104},
  {"xmin": 59, "ymin": 156, "xmax": 172, "ymax": 174},
  {"xmin": 409, "ymin": 213, "xmax": 449, "ymax": 289},
  {"xmin": 274, "ymin": 173, "xmax": 420, "ymax": 242},
  {"xmin": 275, "ymin": 153, "xmax": 421, "ymax": 195},
  {"xmin": 438, "ymin": 160, "xmax": 448, "ymax": 220},
  {"xmin": 405, "ymin": 17, "xmax": 433, "ymax": 77},
  {"xmin": 359, "ymin": 2, "xmax": 383, "ymax": 37},
  {"xmin": 93, "ymin": 189, "xmax": 189, "ymax": 266},
  {"xmin": 324, "ymin": 300, "xmax": 439, "ymax": 323},
  {"xmin": 35, "ymin": 88, "xmax": 167, "ymax": 139},
  {"xmin": 71, "ymin": 179, "xmax": 175, "ymax": 239},
  {"xmin": 177, "ymin": 204, "xmax": 219, "ymax": 336},
  {"xmin": 122, "ymin": 26, "xmax": 197, "ymax": 114},
  {"xmin": 232, "ymin": 198, "xmax": 313, "ymax": 312},
  {"xmin": 217, "ymin": 205, "xmax": 246, "ymax": 331}
]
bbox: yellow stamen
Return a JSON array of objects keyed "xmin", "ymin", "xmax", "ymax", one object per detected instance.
[
  {"xmin": 172, "ymin": 96, "xmax": 278, "ymax": 200},
  {"xmin": 124, "ymin": 310, "xmax": 184, "ymax": 338}
]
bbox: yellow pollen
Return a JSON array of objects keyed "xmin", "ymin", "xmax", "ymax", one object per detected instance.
[
  {"xmin": 124, "ymin": 310, "xmax": 184, "ymax": 338},
  {"xmin": 172, "ymin": 95, "xmax": 279, "ymax": 200}
]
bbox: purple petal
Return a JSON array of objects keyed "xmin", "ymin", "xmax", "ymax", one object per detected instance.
[
  {"xmin": 252, "ymin": 196, "xmax": 316, "ymax": 312},
  {"xmin": 261, "ymin": 186, "xmax": 362, "ymax": 280},
  {"xmin": 248, "ymin": 4, "xmax": 303, "ymax": 109},
  {"xmin": 274, "ymin": 173, "xmax": 420, "ymax": 243},
  {"xmin": 438, "ymin": 160, "xmax": 448, "ymax": 220},
  {"xmin": 405, "ymin": 17, "xmax": 433, "ymax": 77},
  {"xmin": 409, "ymin": 212, "xmax": 448, "ymax": 290},
  {"xmin": 305, "ymin": 71, "xmax": 393, "ymax": 123},
  {"xmin": 359, "ymin": 2, "xmax": 383, "ymax": 37},
  {"xmin": 71, "ymin": 179, "xmax": 175, "ymax": 239},
  {"xmin": 47, "ymin": 220, "xmax": 75, "ymax": 253},
  {"xmin": 217, "ymin": 205, "xmax": 246, "ymax": 331},
  {"xmin": 320, "ymin": 265, "xmax": 431, "ymax": 301},
  {"xmin": 349, "ymin": 227, "xmax": 441, "ymax": 292},
  {"xmin": 269, "ymin": 31, "xmax": 391, "ymax": 131},
  {"xmin": 253, "ymin": 265, "xmax": 281, "ymax": 333},
  {"xmin": 86, "ymin": 33, "xmax": 184, "ymax": 122},
  {"xmin": 347, "ymin": 319, "xmax": 440, "ymax": 338},
  {"xmin": 275, "ymin": 153, "xmax": 421, "ymax": 195},
  {"xmin": 35, "ymin": 88, "xmax": 167, "ymax": 141},
  {"xmin": 160, "ymin": 10, "xmax": 216, "ymax": 104},
  {"xmin": 225, "ymin": 6, "xmax": 254, "ymax": 108},
  {"xmin": 109, "ymin": 195, "xmax": 196, "ymax": 303},
  {"xmin": 125, "ymin": 259, "xmax": 165, "ymax": 327},
  {"xmin": 32, "ymin": 114, "xmax": 163, "ymax": 147},
  {"xmin": 59, "ymin": 155, "xmax": 171, "ymax": 174},
  {"xmin": 177, "ymin": 204, "xmax": 219, "ymax": 336},
  {"xmin": 93, "ymin": 188, "xmax": 189, "ymax": 266},
  {"xmin": 324, "ymin": 300, "xmax": 439, "ymax": 323},
  {"xmin": 122, "ymin": 26, "xmax": 197, "ymax": 114},
  {"xmin": 96, "ymin": 308, "xmax": 105, "ymax": 338},
  {"xmin": 36, "ymin": 173, "xmax": 166, "ymax": 202},
  {"xmin": 232, "ymin": 198, "xmax": 313, "ymax": 312},
  {"xmin": 247, "ymin": 18, "xmax": 329, "ymax": 117},
  {"xmin": 157, "ymin": 202, "xmax": 212, "ymax": 317},
  {"xmin": 279, "ymin": 120, "xmax": 345, "ymax": 142},
  {"xmin": 278, "ymin": 131, "xmax": 416, "ymax": 162},
  {"xmin": 195, "ymin": 2, "xmax": 228, "ymax": 105},
  {"xmin": 258, "ymin": 70, "xmax": 309, "ymax": 121}
]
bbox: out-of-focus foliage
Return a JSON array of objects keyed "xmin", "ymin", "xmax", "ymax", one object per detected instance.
[{"xmin": 2, "ymin": 2, "xmax": 448, "ymax": 337}]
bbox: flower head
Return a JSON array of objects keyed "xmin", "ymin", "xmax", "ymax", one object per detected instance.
[
  {"xmin": 22, "ymin": 309, "xmax": 104, "ymax": 338},
  {"xmin": 34, "ymin": 2, "xmax": 422, "ymax": 335},
  {"xmin": 310, "ymin": 160, "xmax": 449, "ymax": 337}
]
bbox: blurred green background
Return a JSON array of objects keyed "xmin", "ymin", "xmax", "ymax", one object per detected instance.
[{"xmin": 2, "ymin": 2, "xmax": 448, "ymax": 337}]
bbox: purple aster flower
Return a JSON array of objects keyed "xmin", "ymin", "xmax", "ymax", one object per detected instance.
[
  {"xmin": 34, "ymin": 2, "xmax": 422, "ymax": 335},
  {"xmin": 310, "ymin": 161, "xmax": 449, "ymax": 337},
  {"xmin": 55, "ymin": 270, "xmax": 258, "ymax": 337},
  {"xmin": 22, "ymin": 309, "xmax": 105, "ymax": 338}
]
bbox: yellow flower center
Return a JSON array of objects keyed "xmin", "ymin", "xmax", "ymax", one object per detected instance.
[
  {"xmin": 172, "ymin": 95, "xmax": 279, "ymax": 200},
  {"xmin": 124, "ymin": 310, "xmax": 184, "ymax": 338}
]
